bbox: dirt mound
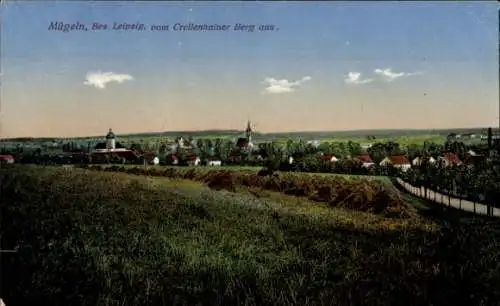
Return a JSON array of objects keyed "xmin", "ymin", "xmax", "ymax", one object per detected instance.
[
  {"xmin": 206, "ymin": 171, "xmax": 237, "ymax": 192},
  {"xmin": 309, "ymin": 183, "xmax": 413, "ymax": 218}
]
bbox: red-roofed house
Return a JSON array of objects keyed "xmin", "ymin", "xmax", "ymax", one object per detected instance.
[
  {"xmin": 412, "ymin": 156, "xmax": 436, "ymax": 166},
  {"xmin": 353, "ymin": 154, "xmax": 374, "ymax": 168},
  {"xmin": 380, "ymin": 155, "xmax": 411, "ymax": 172},
  {"xmin": 438, "ymin": 153, "xmax": 462, "ymax": 166},
  {"xmin": 320, "ymin": 155, "xmax": 339, "ymax": 162},
  {"xmin": 0, "ymin": 154, "xmax": 14, "ymax": 164},
  {"xmin": 186, "ymin": 155, "xmax": 201, "ymax": 166},
  {"xmin": 141, "ymin": 152, "xmax": 160, "ymax": 165},
  {"xmin": 166, "ymin": 154, "xmax": 179, "ymax": 165}
]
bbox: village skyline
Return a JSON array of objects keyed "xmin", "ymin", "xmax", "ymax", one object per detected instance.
[{"xmin": 1, "ymin": 1, "xmax": 498, "ymax": 138}]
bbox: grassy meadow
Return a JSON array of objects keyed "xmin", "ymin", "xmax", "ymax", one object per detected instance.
[{"xmin": 1, "ymin": 165, "xmax": 500, "ymax": 306}]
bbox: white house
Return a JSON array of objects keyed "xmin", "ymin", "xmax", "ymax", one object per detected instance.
[
  {"xmin": 321, "ymin": 155, "xmax": 339, "ymax": 162},
  {"xmin": 0, "ymin": 155, "xmax": 15, "ymax": 164},
  {"xmin": 187, "ymin": 156, "xmax": 201, "ymax": 166},
  {"xmin": 166, "ymin": 154, "xmax": 179, "ymax": 165},
  {"xmin": 354, "ymin": 154, "xmax": 374, "ymax": 168},
  {"xmin": 380, "ymin": 155, "xmax": 412, "ymax": 172},
  {"xmin": 412, "ymin": 156, "xmax": 436, "ymax": 166},
  {"xmin": 307, "ymin": 140, "xmax": 321, "ymax": 148},
  {"xmin": 206, "ymin": 157, "xmax": 222, "ymax": 166},
  {"xmin": 466, "ymin": 150, "xmax": 477, "ymax": 156}
]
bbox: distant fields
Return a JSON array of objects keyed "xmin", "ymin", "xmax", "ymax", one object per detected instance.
[
  {"xmin": 2, "ymin": 127, "xmax": 491, "ymax": 146},
  {"xmin": 118, "ymin": 134, "xmax": 452, "ymax": 146},
  {"xmin": 2, "ymin": 165, "xmax": 500, "ymax": 305}
]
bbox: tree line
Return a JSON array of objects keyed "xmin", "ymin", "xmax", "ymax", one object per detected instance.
[{"xmin": 400, "ymin": 158, "xmax": 500, "ymax": 208}]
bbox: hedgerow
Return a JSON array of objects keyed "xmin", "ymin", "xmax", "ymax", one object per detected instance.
[{"xmin": 82, "ymin": 165, "xmax": 414, "ymax": 218}]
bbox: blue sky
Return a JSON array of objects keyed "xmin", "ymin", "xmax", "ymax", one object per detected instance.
[{"xmin": 1, "ymin": 1, "xmax": 498, "ymax": 137}]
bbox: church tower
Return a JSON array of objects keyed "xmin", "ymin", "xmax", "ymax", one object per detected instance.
[
  {"xmin": 245, "ymin": 120, "xmax": 252, "ymax": 144},
  {"xmin": 105, "ymin": 128, "xmax": 116, "ymax": 150}
]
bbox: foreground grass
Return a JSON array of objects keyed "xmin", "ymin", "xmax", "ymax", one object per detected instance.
[{"xmin": 2, "ymin": 166, "xmax": 500, "ymax": 306}]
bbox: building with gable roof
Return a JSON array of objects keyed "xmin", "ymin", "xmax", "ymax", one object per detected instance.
[{"xmin": 380, "ymin": 155, "xmax": 411, "ymax": 172}]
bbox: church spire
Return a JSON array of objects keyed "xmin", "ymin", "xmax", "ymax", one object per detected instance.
[
  {"xmin": 245, "ymin": 120, "xmax": 252, "ymax": 142},
  {"xmin": 246, "ymin": 120, "xmax": 252, "ymax": 133}
]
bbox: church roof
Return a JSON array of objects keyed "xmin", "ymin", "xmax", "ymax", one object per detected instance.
[
  {"xmin": 94, "ymin": 142, "xmax": 126, "ymax": 150},
  {"xmin": 236, "ymin": 137, "xmax": 250, "ymax": 147}
]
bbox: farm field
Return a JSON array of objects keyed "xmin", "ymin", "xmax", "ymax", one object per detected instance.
[
  {"xmin": 2, "ymin": 165, "xmax": 500, "ymax": 305},
  {"xmin": 107, "ymin": 164, "xmax": 388, "ymax": 180},
  {"xmin": 91, "ymin": 165, "xmax": 441, "ymax": 213},
  {"xmin": 2, "ymin": 128, "xmax": 488, "ymax": 148},
  {"xmin": 88, "ymin": 165, "xmax": 415, "ymax": 217}
]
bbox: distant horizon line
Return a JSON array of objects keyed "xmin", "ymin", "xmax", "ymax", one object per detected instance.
[{"xmin": 1, "ymin": 126, "xmax": 498, "ymax": 141}]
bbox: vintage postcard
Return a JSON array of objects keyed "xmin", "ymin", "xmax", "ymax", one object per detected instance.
[{"xmin": 1, "ymin": 1, "xmax": 499, "ymax": 305}]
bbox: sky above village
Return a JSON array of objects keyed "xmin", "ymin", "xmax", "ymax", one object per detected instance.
[{"xmin": 1, "ymin": 1, "xmax": 498, "ymax": 137}]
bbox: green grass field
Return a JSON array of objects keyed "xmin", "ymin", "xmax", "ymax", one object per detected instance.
[
  {"xmin": 2, "ymin": 165, "xmax": 500, "ymax": 305},
  {"xmin": 91, "ymin": 165, "xmax": 436, "ymax": 213}
]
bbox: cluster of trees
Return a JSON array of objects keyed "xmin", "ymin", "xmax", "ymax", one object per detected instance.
[
  {"xmin": 2, "ymin": 137, "xmax": 492, "ymax": 167},
  {"xmin": 400, "ymin": 158, "xmax": 500, "ymax": 207},
  {"xmin": 13, "ymin": 153, "xmax": 89, "ymax": 165}
]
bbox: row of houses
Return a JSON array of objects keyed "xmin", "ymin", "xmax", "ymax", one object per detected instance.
[
  {"xmin": 318, "ymin": 150, "xmax": 488, "ymax": 172},
  {"xmin": 62, "ymin": 126, "xmax": 495, "ymax": 169},
  {"xmin": 165, "ymin": 154, "xmax": 221, "ymax": 166},
  {"xmin": 449, "ymin": 132, "xmax": 500, "ymax": 141}
]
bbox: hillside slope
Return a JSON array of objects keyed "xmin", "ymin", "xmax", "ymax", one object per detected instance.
[{"xmin": 1, "ymin": 166, "xmax": 500, "ymax": 306}]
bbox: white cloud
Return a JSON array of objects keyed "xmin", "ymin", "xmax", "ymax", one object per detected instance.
[
  {"xmin": 374, "ymin": 68, "xmax": 423, "ymax": 82},
  {"xmin": 262, "ymin": 76, "xmax": 312, "ymax": 94},
  {"xmin": 84, "ymin": 71, "xmax": 134, "ymax": 89},
  {"xmin": 344, "ymin": 72, "xmax": 372, "ymax": 85}
]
